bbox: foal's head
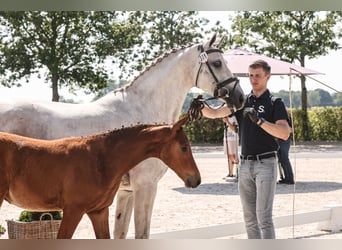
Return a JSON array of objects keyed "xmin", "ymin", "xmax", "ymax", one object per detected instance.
[{"xmin": 156, "ymin": 115, "xmax": 201, "ymax": 188}]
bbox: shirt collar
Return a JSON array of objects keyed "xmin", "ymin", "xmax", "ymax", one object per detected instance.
[{"xmin": 248, "ymin": 89, "xmax": 271, "ymax": 102}]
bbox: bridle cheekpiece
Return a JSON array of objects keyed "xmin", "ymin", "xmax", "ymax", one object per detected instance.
[{"xmin": 195, "ymin": 45, "xmax": 240, "ymax": 101}]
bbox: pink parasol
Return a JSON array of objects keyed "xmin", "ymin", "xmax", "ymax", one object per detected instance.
[{"xmin": 223, "ymin": 48, "xmax": 322, "ymax": 77}]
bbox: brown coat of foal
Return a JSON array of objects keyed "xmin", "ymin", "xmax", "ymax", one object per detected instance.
[{"xmin": 0, "ymin": 116, "xmax": 201, "ymax": 239}]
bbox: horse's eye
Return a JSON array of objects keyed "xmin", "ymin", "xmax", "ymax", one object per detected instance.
[
  {"xmin": 181, "ymin": 146, "xmax": 188, "ymax": 153},
  {"xmin": 213, "ymin": 60, "xmax": 222, "ymax": 67}
]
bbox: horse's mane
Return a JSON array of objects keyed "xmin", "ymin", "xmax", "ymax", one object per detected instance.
[
  {"xmin": 87, "ymin": 122, "xmax": 170, "ymax": 140},
  {"xmin": 113, "ymin": 43, "xmax": 195, "ymax": 95}
]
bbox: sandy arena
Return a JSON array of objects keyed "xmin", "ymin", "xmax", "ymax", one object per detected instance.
[{"xmin": 1, "ymin": 142, "xmax": 342, "ymax": 239}]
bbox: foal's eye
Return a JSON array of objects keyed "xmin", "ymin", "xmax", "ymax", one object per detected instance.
[
  {"xmin": 213, "ymin": 60, "xmax": 222, "ymax": 67},
  {"xmin": 181, "ymin": 146, "xmax": 188, "ymax": 153}
]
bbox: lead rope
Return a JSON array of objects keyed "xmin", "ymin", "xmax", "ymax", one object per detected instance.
[
  {"xmin": 187, "ymin": 94, "xmax": 226, "ymax": 121},
  {"xmin": 289, "ymin": 71, "xmax": 297, "ymax": 239}
]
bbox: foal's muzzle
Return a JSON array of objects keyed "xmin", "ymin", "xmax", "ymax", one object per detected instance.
[{"xmin": 185, "ymin": 175, "xmax": 201, "ymax": 188}]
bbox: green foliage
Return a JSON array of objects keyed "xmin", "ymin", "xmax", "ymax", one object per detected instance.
[
  {"xmin": 231, "ymin": 11, "xmax": 341, "ymax": 62},
  {"xmin": 271, "ymin": 89, "xmax": 339, "ymax": 108},
  {"xmin": 0, "ymin": 224, "xmax": 5, "ymax": 236},
  {"xmin": 0, "ymin": 11, "xmax": 143, "ymax": 101},
  {"xmin": 0, "ymin": 11, "xmax": 211, "ymax": 102},
  {"xmin": 308, "ymin": 89, "xmax": 334, "ymax": 107},
  {"xmin": 184, "ymin": 116, "xmax": 224, "ymax": 143},
  {"xmin": 332, "ymin": 92, "xmax": 342, "ymax": 106},
  {"xmin": 18, "ymin": 211, "xmax": 62, "ymax": 222},
  {"xmin": 308, "ymin": 106, "xmax": 342, "ymax": 141},
  {"xmin": 125, "ymin": 11, "xmax": 209, "ymax": 76}
]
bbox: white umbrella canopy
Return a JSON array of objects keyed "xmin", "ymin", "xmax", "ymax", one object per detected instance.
[{"xmin": 223, "ymin": 48, "xmax": 322, "ymax": 77}]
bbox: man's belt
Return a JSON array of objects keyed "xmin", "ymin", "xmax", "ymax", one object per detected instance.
[{"xmin": 240, "ymin": 151, "xmax": 277, "ymax": 161}]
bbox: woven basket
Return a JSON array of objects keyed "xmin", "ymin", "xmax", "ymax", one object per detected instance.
[{"xmin": 6, "ymin": 212, "xmax": 61, "ymax": 239}]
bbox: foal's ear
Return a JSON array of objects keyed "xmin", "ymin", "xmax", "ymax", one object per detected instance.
[{"xmin": 171, "ymin": 115, "xmax": 189, "ymax": 133}]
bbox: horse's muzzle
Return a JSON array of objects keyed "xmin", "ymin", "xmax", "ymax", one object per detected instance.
[
  {"xmin": 214, "ymin": 77, "xmax": 245, "ymax": 110},
  {"xmin": 185, "ymin": 176, "xmax": 201, "ymax": 188}
]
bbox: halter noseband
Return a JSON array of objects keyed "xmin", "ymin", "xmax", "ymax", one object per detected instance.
[{"xmin": 195, "ymin": 45, "xmax": 239, "ymax": 100}]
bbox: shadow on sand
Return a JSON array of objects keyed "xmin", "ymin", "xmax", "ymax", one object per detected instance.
[{"xmin": 173, "ymin": 181, "xmax": 342, "ymax": 196}]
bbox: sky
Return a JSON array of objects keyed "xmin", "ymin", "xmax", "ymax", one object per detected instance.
[{"xmin": 0, "ymin": 11, "xmax": 341, "ymax": 103}]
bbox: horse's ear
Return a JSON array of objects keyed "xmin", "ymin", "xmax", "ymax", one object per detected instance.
[
  {"xmin": 208, "ymin": 33, "xmax": 217, "ymax": 47},
  {"xmin": 204, "ymin": 33, "xmax": 217, "ymax": 49},
  {"xmin": 216, "ymin": 35, "xmax": 226, "ymax": 49},
  {"xmin": 171, "ymin": 115, "xmax": 189, "ymax": 133}
]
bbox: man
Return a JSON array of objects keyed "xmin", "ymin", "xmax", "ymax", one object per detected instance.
[
  {"xmin": 278, "ymin": 136, "xmax": 295, "ymax": 184},
  {"xmin": 277, "ymin": 115, "xmax": 295, "ymax": 185},
  {"xmin": 201, "ymin": 59, "xmax": 291, "ymax": 239}
]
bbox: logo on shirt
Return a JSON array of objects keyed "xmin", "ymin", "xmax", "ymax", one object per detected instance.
[{"xmin": 257, "ymin": 105, "xmax": 265, "ymax": 113}]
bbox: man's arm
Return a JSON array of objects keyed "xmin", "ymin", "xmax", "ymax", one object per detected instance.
[
  {"xmin": 259, "ymin": 119, "xmax": 291, "ymax": 141},
  {"xmin": 202, "ymin": 105, "xmax": 232, "ymax": 119},
  {"xmin": 244, "ymin": 108, "xmax": 291, "ymax": 140}
]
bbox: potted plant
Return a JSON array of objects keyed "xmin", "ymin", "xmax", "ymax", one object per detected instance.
[
  {"xmin": 18, "ymin": 211, "xmax": 62, "ymax": 222},
  {"xmin": 6, "ymin": 211, "xmax": 62, "ymax": 239},
  {"xmin": 0, "ymin": 224, "xmax": 6, "ymax": 237}
]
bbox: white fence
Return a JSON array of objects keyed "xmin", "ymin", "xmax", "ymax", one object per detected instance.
[{"xmin": 150, "ymin": 205, "xmax": 342, "ymax": 239}]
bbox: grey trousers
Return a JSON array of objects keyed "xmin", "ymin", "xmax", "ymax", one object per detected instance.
[{"xmin": 238, "ymin": 157, "xmax": 278, "ymax": 239}]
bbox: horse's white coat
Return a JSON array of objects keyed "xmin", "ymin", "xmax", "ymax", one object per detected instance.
[{"xmin": 0, "ymin": 36, "xmax": 243, "ymax": 239}]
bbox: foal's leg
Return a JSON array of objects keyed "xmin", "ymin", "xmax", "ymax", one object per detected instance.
[
  {"xmin": 0, "ymin": 176, "xmax": 8, "ymax": 207},
  {"xmin": 87, "ymin": 207, "xmax": 110, "ymax": 239},
  {"xmin": 57, "ymin": 207, "xmax": 84, "ymax": 239}
]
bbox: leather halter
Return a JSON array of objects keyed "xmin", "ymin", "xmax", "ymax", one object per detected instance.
[{"xmin": 195, "ymin": 45, "xmax": 239, "ymax": 99}]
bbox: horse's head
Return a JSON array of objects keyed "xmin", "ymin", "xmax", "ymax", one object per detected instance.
[
  {"xmin": 159, "ymin": 115, "xmax": 201, "ymax": 188},
  {"xmin": 195, "ymin": 34, "xmax": 245, "ymax": 110}
]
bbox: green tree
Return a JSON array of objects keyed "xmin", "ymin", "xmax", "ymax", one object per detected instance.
[
  {"xmin": 0, "ymin": 11, "xmax": 143, "ymax": 101},
  {"xmin": 206, "ymin": 13, "xmax": 237, "ymax": 49},
  {"xmin": 230, "ymin": 11, "xmax": 342, "ymax": 140},
  {"xmin": 308, "ymin": 88, "xmax": 334, "ymax": 107},
  {"xmin": 332, "ymin": 92, "xmax": 342, "ymax": 106},
  {"xmin": 124, "ymin": 11, "xmax": 210, "ymax": 75}
]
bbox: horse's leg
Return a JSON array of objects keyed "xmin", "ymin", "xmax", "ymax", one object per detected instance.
[
  {"xmin": 130, "ymin": 160, "xmax": 168, "ymax": 239},
  {"xmin": 57, "ymin": 207, "xmax": 84, "ymax": 239},
  {"xmin": 87, "ymin": 207, "xmax": 110, "ymax": 239},
  {"xmin": 114, "ymin": 175, "xmax": 134, "ymax": 239},
  {"xmin": 132, "ymin": 182, "xmax": 158, "ymax": 239}
]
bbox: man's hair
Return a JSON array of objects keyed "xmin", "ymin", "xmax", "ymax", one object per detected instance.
[{"xmin": 249, "ymin": 60, "xmax": 271, "ymax": 74}]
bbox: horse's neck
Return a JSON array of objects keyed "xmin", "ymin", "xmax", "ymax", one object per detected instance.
[
  {"xmin": 100, "ymin": 126, "xmax": 165, "ymax": 182},
  {"xmin": 98, "ymin": 46, "xmax": 199, "ymax": 123}
]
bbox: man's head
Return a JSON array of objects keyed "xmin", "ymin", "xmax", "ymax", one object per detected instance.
[
  {"xmin": 249, "ymin": 60, "xmax": 271, "ymax": 74},
  {"xmin": 248, "ymin": 60, "xmax": 271, "ymax": 95}
]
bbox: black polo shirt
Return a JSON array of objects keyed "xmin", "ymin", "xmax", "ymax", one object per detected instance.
[{"xmin": 235, "ymin": 89, "xmax": 288, "ymax": 156}]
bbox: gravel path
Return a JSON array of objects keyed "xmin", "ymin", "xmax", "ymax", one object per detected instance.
[{"xmin": 1, "ymin": 142, "xmax": 342, "ymax": 239}]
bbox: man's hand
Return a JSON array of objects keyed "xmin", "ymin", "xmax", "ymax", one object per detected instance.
[
  {"xmin": 190, "ymin": 95, "xmax": 205, "ymax": 110},
  {"xmin": 243, "ymin": 107, "xmax": 260, "ymax": 124},
  {"xmin": 188, "ymin": 95, "xmax": 205, "ymax": 121}
]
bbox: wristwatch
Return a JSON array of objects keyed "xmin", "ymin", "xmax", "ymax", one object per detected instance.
[{"xmin": 257, "ymin": 117, "xmax": 265, "ymax": 126}]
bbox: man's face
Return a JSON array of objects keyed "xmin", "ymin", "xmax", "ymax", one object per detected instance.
[{"xmin": 248, "ymin": 67, "xmax": 270, "ymax": 92}]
